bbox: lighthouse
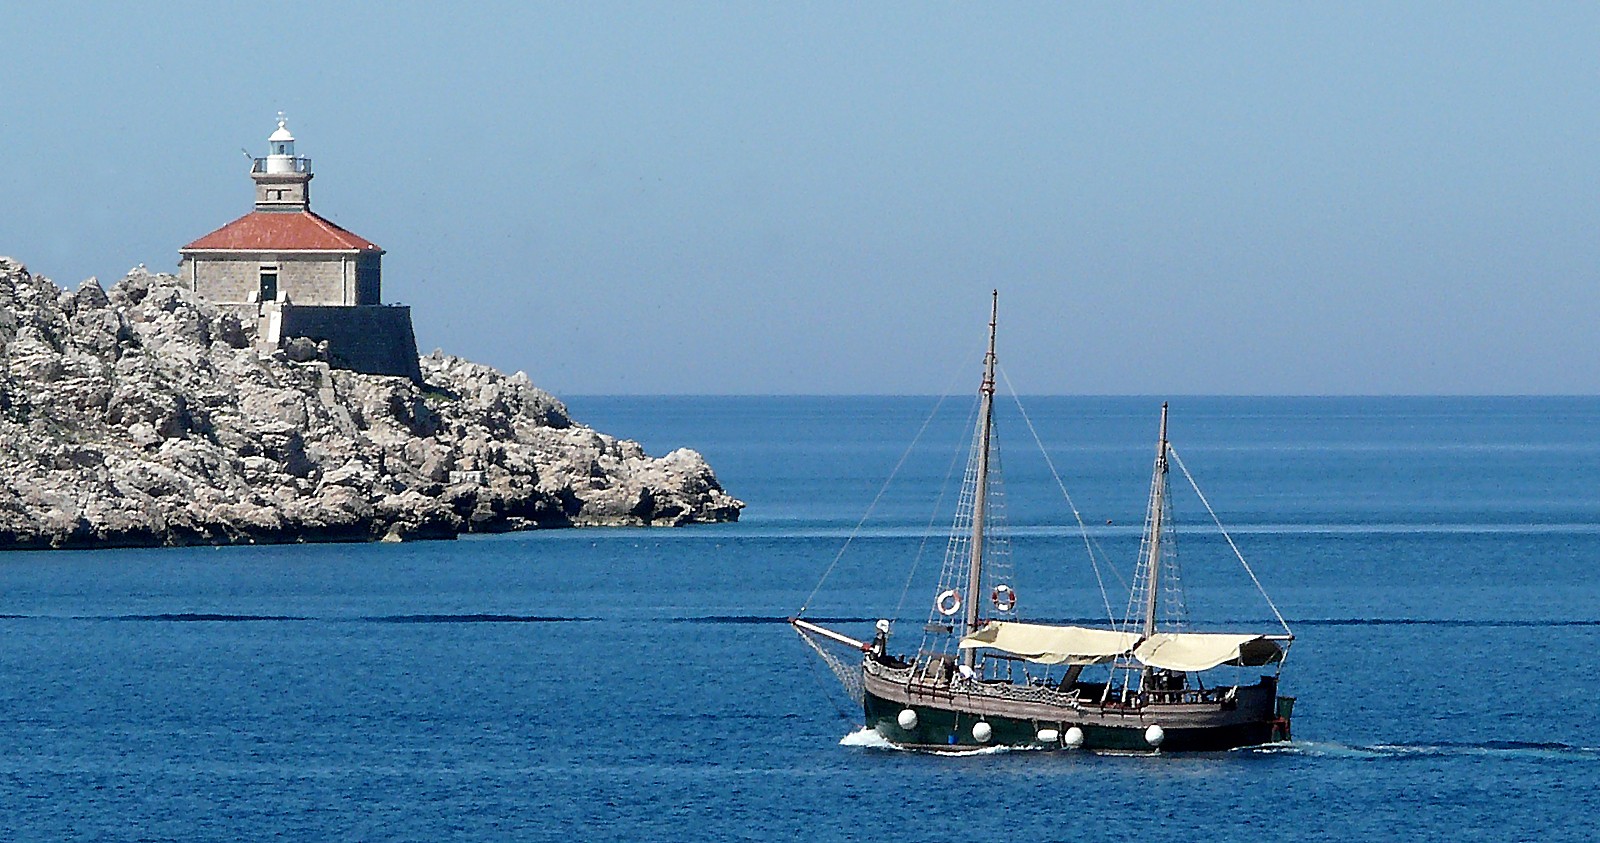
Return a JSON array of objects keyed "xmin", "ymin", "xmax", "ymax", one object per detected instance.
[
  {"xmin": 180, "ymin": 116, "xmax": 382, "ymax": 306},
  {"xmin": 178, "ymin": 116, "xmax": 421, "ymax": 383},
  {"xmin": 253, "ymin": 114, "xmax": 313, "ymax": 210}
]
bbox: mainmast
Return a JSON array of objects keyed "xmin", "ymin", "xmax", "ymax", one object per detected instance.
[
  {"xmin": 1140, "ymin": 402, "xmax": 1170, "ymax": 641},
  {"xmin": 961, "ymin": 290, "xmax": 999, "ymax": 670}
]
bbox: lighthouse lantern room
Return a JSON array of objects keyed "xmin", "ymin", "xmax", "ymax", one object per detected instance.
[{"xmin": 180, "ymin": 116, "xmax": 382, "ymax": 306}]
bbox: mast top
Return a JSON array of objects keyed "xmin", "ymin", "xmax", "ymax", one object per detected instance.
[
  {"xmin": 981, "ymin": 290, "xmax": 998, "ymax": 397},
  {"xmin": 1140, "ymin": 401, "xmax": 1171, "ymax": 642},
  {"xmin": 962, "ymin": 290, "xmax": 1000, "ymax": 668},
  {"xmin": 1158, "ymin": 401, "xmax": 1169, "ymax": 466}
]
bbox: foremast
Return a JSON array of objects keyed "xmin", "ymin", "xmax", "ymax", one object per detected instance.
[
  {"xmin": 1140, "ymin": 403, "xmax": 1170, "ymax": 640},
  {"xmin": 960, "ymin": 290, "xmax": 999, "ymax": 670},
  {"xmin": 1131, "ymin": 401, "xmax": 1184, "ymax": 695}
]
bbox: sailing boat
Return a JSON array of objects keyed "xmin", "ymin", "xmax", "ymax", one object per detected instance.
[{"xmin": 792, "ymin": 292, "xmax": 1295, "ymax": 753}]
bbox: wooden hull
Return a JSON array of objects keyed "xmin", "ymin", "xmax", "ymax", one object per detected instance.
[{"xmin": 862, "ymin": 660, "xmax": 1292, "ymax": 753}]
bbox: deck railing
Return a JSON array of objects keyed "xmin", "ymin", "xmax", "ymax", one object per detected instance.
[
  {"xmin": 951, "ymin": 675, "xmax": 1085, "ymax": 707},
  {"xmin": 869, "ymin": 658, "xmax": 1086, "ymax": 708},
  {"xmin": 251, "ymin": 156, "xmax": 312, "ymax": 174}
]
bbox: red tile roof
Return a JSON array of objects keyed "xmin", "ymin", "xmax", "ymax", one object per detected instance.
[{"xmin": 181, "ymin": 211, "xmax": 383, "ymax": 252}]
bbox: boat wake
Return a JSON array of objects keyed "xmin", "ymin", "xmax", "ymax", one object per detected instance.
[
  {"xmin": 838, "ymin": 728, "xmax": 897, "ymax": 750},
  {"xmin": 838, "ymin": 728, "xmax": 1023, "ymax": 756},
  {"xmin": 1245, "ymin": 740, "xmax": 1600, "ymax": 761},
  {"xmin": 837, "ymin": 733, "xmax": 1600, "ymax": 761}
]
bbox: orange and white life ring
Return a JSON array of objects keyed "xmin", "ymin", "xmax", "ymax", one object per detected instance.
[
  {"xmin": 935, "ymin": 589, "xmax": 963, "ymax": 616},
  {"xmin": 992, "ymin": 584, "xmax": 1016, "ymax": 612}
]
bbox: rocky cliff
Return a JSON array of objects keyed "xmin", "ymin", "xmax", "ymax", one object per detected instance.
[{"xmin": 0, "ymin": 257, "xmax": 742, "ymax": 549}]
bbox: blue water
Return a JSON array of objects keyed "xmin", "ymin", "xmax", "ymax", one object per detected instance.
[{"xmin": 2, "ymin": 396, "xmax": 1599, "ymax": 840}]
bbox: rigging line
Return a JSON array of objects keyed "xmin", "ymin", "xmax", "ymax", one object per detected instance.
[
  {"xmin": 997, "ymin": 366, "xmax": 1119, "ymax": 629},
  {"xmin": 1167, "ymin": 445, "xmax": 1294, "ymax": 638},
  {"xmin": 795, "ymin": 631, "xmax": 863, "ymax": 722},
  {"xmin": 797, "ymin": 342, "xmax": 981, "ymax": 618},
  {"xmin": 1072, "ymin": 510, "xmax": 1129, "ymax": 592},
  {"xmin": 1124, "ymin": 451, "xmax": 1166, "ymax": 633},
  {"xmin": 920, "ymin": 401, "xmax": 987, "ymax": 657},
  {"xmin": 894, "ymin": 395, "xmax": 981, "ymax": 624}
]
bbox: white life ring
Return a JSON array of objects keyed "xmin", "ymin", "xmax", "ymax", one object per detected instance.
[
  {"xmin": 991, "ymin": 584, "xmax": 1016, "ymax": 612},
  {"xmin": 935, "ymin": 589, "xmax": 963, "ymax": 616}
]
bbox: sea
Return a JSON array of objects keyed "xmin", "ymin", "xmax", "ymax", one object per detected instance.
[{"xmin": 2, "ymin": 395, "xmax": 1598, "ymax": 841}]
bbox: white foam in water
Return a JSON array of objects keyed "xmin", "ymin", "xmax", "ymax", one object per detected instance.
[
  {"xmin": 1257, "ymin": 740, "xmax": 1389, "ymax": 759},
  {"xmin": 1371, "ymin": 742, "xmax": 1600, "ymax": 761},
  {"xmin": 840, "ymin": 734, "xmax": 1600, "ymax": 761},
  {"xmin": 839, "ymin": 727, "xmax": 896, "ymax": 749},
  {"xmin": 948, "ymin": 745, "xmax": 1016, "ymax": 756},
  {"xmin": 1256, "ymin": 740, "xmax": 1600, "ymax": 762},
  {"xmin": 838, "ymin": 727, "xmax": 1023, "ymax": 755},
  {"xmin": 1236, "ymin": 741, "xmax": 1305, "ymax": 756}
]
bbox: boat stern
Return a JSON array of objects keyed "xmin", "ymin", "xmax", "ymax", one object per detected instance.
[{"xmin": 1272, "ymin": 695, "xmax": 1295, "ymax": 742}]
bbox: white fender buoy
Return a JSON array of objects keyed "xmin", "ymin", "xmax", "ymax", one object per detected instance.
[
  {"xmin": 1064, "ymin": 726, "xmax": 1085, "ymax": 748},
  {"xmin": 1036, "ymin": 728, "xmax": 1060, "ymax": 744},
  {"xmin": 897, "ymin": 708, "xmax": 918, "ymax": 730},
  {"xmin": 973, "ymin": 721, "xmax": 993, "ymax": 743},
  {"xmin": 1145, "ymin": 724, "xmax": 1165, "ymax": 747}
]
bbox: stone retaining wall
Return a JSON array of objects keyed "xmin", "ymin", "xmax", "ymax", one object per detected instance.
[{"xmin": 278, "ymin": 304, "xmax": 423, "ymax": 383}]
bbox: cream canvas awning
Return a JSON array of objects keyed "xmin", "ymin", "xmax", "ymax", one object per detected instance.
[
  {"xmin": 958, "ymin": 621, "xmax": 1140, "ymax": 665},
  {"xmin": 1132, "ymin": 633, "xmax": 1284, "ymax": 672}
]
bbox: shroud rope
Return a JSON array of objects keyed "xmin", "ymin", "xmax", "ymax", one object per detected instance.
[
  {"xmin": 1168, "ymin": 445, "xmax": 1294, "ymax": 638},
  {"xmin": 998, "ymin": 367, "xmax": 1120, "ymax": 629}
]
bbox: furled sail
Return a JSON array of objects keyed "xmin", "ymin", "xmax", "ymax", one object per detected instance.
[
  {"xmin": 958, "ymin": 621, "xmax": 1140, "ymax": 665},
  {"xmin": 1132, "ymin": 633, "xmax": 1284, "ymax": 672}
]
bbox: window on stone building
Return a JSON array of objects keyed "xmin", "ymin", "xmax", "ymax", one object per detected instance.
[{"xmin": 259, "ymin": 269, "xmax": 278, "ymax": 303}]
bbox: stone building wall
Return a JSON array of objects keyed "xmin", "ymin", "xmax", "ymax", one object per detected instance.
[
  {"xmin": 181, "ymin": 256, "xmax": 256, "ymax": 303},
  {"xmin": 355, "ymin": 252, "xmax": 382, "ymax": 305},
  {"xmin": 278, "ymin": 304, "xmax": 422, "ymax": 383},
  {"xmin": 182, "ymin": 253, "xmax": 366, "ymax": 305}
]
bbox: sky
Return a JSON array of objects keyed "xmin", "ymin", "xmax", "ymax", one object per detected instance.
[{"xmin": 3, "ymin": 3, "xmax": 1599, "ymax": 395}]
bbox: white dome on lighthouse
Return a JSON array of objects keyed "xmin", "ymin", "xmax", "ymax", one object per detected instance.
[
  {"xmin": 269, "ymin": 114, "xmax": 295, "ymax": 144},
  {"xmin": 265, "ymin": 113, "xmax": 300, "ymax": 174}
]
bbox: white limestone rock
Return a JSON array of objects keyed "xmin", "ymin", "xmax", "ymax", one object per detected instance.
[{"xmin": 0, "ymin": 257, "xmax": 743, "ymax": 549}]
